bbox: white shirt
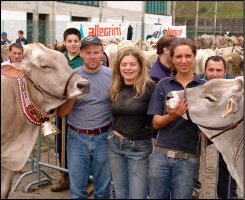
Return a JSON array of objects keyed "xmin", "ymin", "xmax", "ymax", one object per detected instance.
[{"xmin": 1, "ymin": 59, "xmax": 11, "ymax": 65}]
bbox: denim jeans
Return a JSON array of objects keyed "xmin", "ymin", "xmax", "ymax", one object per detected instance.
[
  {"xmin": 67, "ymin": 127, "xmax": 112, "ymax": 199},
  {"xmin": 108, "ymin": 134, "xmax": 152, "ymax": 199},
  {"xmin": 149, "ymin": 150, "xmax": 200, "ymax": 199}
]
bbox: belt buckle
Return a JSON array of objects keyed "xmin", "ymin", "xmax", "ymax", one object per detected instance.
[
  {"xmin": 87, "ymin": 129, "xmax": 94, "ymax": 134},
  {"xmin": 167, "ymin": 151, "xmax": 176, "ymax": 158}
]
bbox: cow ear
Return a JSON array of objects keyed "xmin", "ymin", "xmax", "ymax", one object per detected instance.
[
  {"xmin": 1, "ymin": 64, "xmax": 20, "ymax": 78},
  {"xmin": 222, "ymin": 99, "xmax": 237, "ymax": 118},
  {"xmin": 1, "ymin": 63, "xmax": 26, "ymax": 78}
]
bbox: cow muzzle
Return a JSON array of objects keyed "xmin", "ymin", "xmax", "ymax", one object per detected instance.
[
  {"xmin": 68, "ymin": 79, "xmax": 90, "ymax": 99},
  {"xmin": 166, "ymin": 91, "xmax": 180, "ymax": 109}
]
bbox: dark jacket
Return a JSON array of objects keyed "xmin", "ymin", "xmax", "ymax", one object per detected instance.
[{"xmin": 199, "ymin": 73, "xmax": 234, "ymax": 80}]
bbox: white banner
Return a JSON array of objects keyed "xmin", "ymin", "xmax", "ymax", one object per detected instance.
[
  {"xmin": 153, "ymin": 25, "xmax": 187, "ymax": 38},
  {"xmin": 67, "ymin": 22, "xmax": 129, "ymax": 40}
]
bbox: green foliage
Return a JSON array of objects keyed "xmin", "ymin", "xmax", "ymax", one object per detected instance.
[{"xmin": 174, "ymin": 1, "xmax": 243, "ymax": 18}]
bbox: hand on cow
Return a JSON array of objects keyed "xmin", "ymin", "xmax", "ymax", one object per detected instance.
[{"xmin": 166, "ymin": 99, "xmax": 188, "ymax": 118}]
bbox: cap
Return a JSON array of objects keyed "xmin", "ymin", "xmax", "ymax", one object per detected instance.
[
  {"xmin": 1, "ymin": 32, "xmax": 7, "ymax": 36},
  {"xmin": 80, "ymin": 35, "xmax": 102, "ymax": 48}
]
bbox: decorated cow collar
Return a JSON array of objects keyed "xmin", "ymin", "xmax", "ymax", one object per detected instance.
[{"xmin": 18, "ymin": 73, "xmax": 48, "ymax": 125}]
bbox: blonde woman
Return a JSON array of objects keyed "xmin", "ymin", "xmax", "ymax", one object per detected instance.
[{"xmin": 108, "ymin": 47, "xmax": 156, "ymax": 199}]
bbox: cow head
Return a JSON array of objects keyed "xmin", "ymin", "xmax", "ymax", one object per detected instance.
[
  {"xmin": 1, "ymin": 43, "xmax": 90, "ymax": 112},
  {"xmin": 166, "ymin": 77, "xmax": 244, "ymax": 128}
]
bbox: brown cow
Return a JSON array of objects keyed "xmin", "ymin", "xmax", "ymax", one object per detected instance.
[{"xmin": 1, "ymin": 43, "xmax": 90, "ymax": 199}]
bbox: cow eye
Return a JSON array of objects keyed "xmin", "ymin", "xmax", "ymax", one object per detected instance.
[
  {"xmin": 41, "ymin": 65, "xmax": 51, "ymax": 69},
  {"xmin": 204, "ymin": 96, "xmax": 216, "ymax": 102}
]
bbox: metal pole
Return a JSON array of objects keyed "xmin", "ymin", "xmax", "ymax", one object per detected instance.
[
  {"xmin": 205, "ymin": 20, "xmax": 206, "ymax": 34},
  {"xmin": 53, "ymin": 1, "xmax": 56, "ymax": 43},
  {"xmin": 195, "ymin": 1, "xmax": 199, "ymax": 37},
  {"xmin": 33, "ymin": 9, "xmax": 35, "ymax": 43},
  {"xmin": 173, "ymin": 1, "xmax": 176, "ymax": 26},
  {"xmin": 61, "ymin": 117, "xmax": 65, "ymax": 169},
  {"xmin": 35, "ymin": 2, "xmax": 39, "ymax": 43},
  {"xmin": 220, "ymin": 19, "xmax": 222, "ymax": 35},
  {"xmin": 70, "ymin": 11, "xmax": 72, "ymax": 22},
  {"xmin": 200, "ymin": 132, "xmax": 207, "ymax": 199},
  {"xmin": 99, "ymin": 1, "xmax": 103, "ymax": 22},
  {"xmin": 214, "ymin": 1, "xmax": 218, "ymax": 35},
  {"xmin": 122, "ymin": 15, "xmax": 124, "ymax": 22},
  {"xmin": 141, "ymin": 1, "xmax": 145, "ymax": 41}
]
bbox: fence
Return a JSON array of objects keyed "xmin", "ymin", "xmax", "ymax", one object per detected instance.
[
  {"xmin": 176, "ymin": 17, "xmax": 244, "ymax": 38},
  {"xmin": 10, "ymin": 124, "xmax": 242, "ymax": 199}
]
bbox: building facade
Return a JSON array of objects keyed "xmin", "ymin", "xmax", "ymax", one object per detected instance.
[{"xmin": 1, "ymin": 1, "xmax": 172, "ymax": 44}]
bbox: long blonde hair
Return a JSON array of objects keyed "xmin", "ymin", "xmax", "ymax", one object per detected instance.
[{"xmin": 110, "ymin": 47, "xmax": 150, "ymax": 102}]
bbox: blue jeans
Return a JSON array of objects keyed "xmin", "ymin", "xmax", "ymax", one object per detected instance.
[
  {"xmin": 108, "ymin": 134, "xmax": 152, "ymax": 199},
  {"xmin": 67, "ymin": 127, "xmax": 112, "ymax": 199},
  {"xmin": 149, "ymin": 150, "xmax": 200, "ymax": 199}
]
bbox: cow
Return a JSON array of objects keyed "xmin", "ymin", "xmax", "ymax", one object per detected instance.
[
  {"xmin": 165, "ymin": 77, "xmax": 244, "ymax": 195},
  {"xmin": 1, "ymin": 44, "xmax": 9, "ymax": 62},
  {"xmin": 194, "ymin": 34, "xmax": 215, "ymax": 50},
  {"xmin": 1, "ymin": 43, "xmax": 90, "ymax": 199}
]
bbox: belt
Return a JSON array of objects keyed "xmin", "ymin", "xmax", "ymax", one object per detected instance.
[
  {"xmin": 68, "ymin": 122, "xmax": 112, "ymax": 135},
  {"xmin": 113, "ymin": 135, "xmax": 135, "ymax": 144},
  {"xmin": 154, "ymin": 147, "xmax": 200, "ymax": 159}
]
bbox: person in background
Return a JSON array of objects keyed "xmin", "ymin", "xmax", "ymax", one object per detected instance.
[
  {"xmin": 1, "ymin": 43, "xmax": 23, "ymax": 65},
  {"xmin": 1, "ymin": 32, "xmax": 11, "ymax": 45},
  {"xmin": 153, "ymin": 31, "xmax": 158, "ymax": 38},
  {"xmin": 109, "ymin": 46, "xmax": 155, "ymax": 199},
  {"xmin": 199, "ymin": 55, "xmax": 233, "ymax": 80},
  {"xmin": 147, "ymin": 38, "xmax": 206, "ymax": 199},
  {"xmin": 149, "ymin": 34, "xmax": 177, "ymax": 84},
  {"xmin": 199, "ymin": 55, "xmax": 238, "ymax": 199},
  {"xmin": 57, "ymin": 35, "xmax": 112, "ymax": 199},
  {"xmin": 148, "ymin": 34, "xmax": 177, "ymax": 144},
  {"xmin": 146, "ymin": 31, "xmax": 158, "ymax": 41},
  {"xmin": 127, "ymin": 25, "xmax": 133, "ymax": 40},
  {"xmin": 162, "ymin": 29, "xmax": 167, "ymax": 36},
  {"xmin": 16, "ymin": 30, "xmax": 28, "ymax": 45},
  {"xmin": 51, "ymin": 28, "xmax": 84, "ymax": 193}
]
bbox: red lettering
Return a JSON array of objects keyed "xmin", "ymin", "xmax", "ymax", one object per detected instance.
[
  {"xmin": 88, "ymin": 28, "xmax": 95, "ymax": 35},
  {"xmin": 99, "ymin": 28, "xmax": 104, "ymax": 36},
  {"xmin": 104, "ymin": 28, "xmax": 108, "ymax": 36},
  {"xmin": 88, "ymin": 24, "xmax": 123, "ymax": 37}
]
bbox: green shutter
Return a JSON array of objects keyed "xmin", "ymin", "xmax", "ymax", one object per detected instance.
[
  {"xmin": 145, "ymin": 1, "xmax": 167, "ymax": 15},
  {"xmin": 61, "ymin": 1, "xmax": 99, "ymax": 6}
]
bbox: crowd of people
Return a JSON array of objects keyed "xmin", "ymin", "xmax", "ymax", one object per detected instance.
[
  {"xmin": 1, "ymin": 30, "xmax": 28, "ymax": 45},
  {"xmin": 1, "ymin": 28, "xmax": 238, "ymax": 199}
]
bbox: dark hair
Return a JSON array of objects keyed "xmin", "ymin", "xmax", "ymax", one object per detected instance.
[
  {"xmin": 169, "ymin": 38, "xmax": 197, "ymax": 57},
  {"xmin": 63, "ymin": 28, "xmax": 81, "ymax": 41},
  {"xmin": 18, "ymin": 30, "xmax": 24, "ymax": 34},
  {"xmin": 9, "ymin": 43, "xmax": 24, "ymax": 53},
  {"xmin": 156, "ymin": 34, "xmax": 177, "ymax": 55},
  {"xmin": 204, "ymin": 55, "xmax": 227, "ymax": 70}
]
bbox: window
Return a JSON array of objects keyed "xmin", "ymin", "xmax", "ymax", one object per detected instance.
[
  {"xmin": 60, "ymin": 1, "xmax": 99, "ymax": 7},
  {"xmin": 145, "ymin": 1, "xmax": 167, "ymax": 15}
]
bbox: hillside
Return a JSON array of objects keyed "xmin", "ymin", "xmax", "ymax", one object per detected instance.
[{"xmin": 173, "ymin": 1, "xmax": 243, "ymax": 18}]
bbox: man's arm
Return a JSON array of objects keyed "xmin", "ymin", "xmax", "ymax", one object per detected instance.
[
  {"xmin": 57, "ymin": 99, "xmax": 76, "ymax": 118},
  {"xmin": 153, "ymin": 99, "xmax": 188, "ymax": 129}
]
